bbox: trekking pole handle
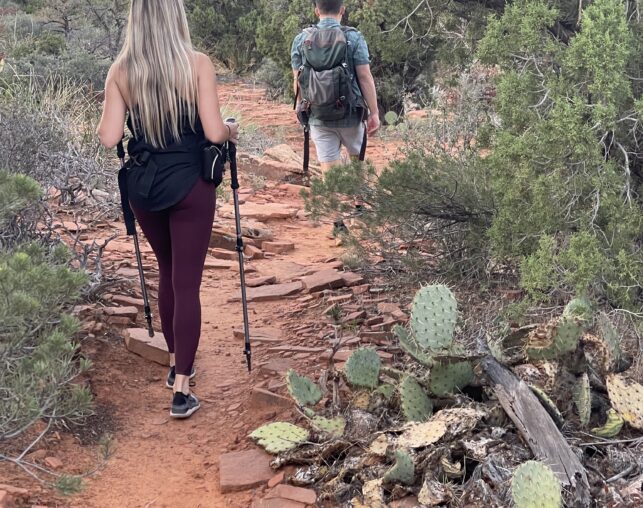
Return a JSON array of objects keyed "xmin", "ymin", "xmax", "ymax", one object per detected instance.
[{"xmin": 225, "ymin": 118, "xmax": 239, "ymax": 191}]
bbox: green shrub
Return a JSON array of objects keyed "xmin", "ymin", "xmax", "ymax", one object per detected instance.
[
  {"xmin": 308, "ymin": 0, "xmax": 642, "ymax": 312},
  {"xmin": 0, "ymin": 172, "xmax": 91, "ymax": 451},
  {"xmin": 480, "ymin": 0, "xmax": 642, "ymax": 309}
]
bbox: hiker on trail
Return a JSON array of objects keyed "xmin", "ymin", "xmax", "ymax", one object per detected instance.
[
  {"xmin": 97, "ymin": 0, "xmax": 239, "ymax": 419},
  {"xmin": 291, "ymin": 0, "xmax": 380, "ymax": 175}
]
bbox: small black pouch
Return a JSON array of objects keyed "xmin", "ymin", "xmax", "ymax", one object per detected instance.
[{"xmin": 202, "ymin": 143, "xmax": 227, "ymax": 187}]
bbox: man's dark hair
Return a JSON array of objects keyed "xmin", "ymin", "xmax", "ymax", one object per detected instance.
[{"xmin": 315, "ymin": 0, "xmax": 343, "ymax": 15}]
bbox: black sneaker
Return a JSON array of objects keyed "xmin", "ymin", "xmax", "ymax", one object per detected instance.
[
  {"xmin": 332, "ymin": 219, "xmax": 349, "ymax": 237},
  {"xmin": 166, "ymin": 366, "xmax": 196, "ymax": 389},
  {"xmin": 170, "ymin": 392, "xmax": 200, "ymax": 419}
]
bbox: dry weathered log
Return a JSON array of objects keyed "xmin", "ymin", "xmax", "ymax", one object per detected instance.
[{"xmin": 482, "ymin": 356, "xmax": 590, "ymax": 507}]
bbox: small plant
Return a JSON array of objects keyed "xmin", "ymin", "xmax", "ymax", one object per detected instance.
[
  {"xmin": 344, "ymin": 348, "xmax": 381, "ymax": 390},
  {"xmin": 399, "ymin": 375, "xmax": 433, "ymax": 422},
  {"xmin": 383, "ymin": 449, "xmax": 415, "ymax": 485},
  {"xmin": 249, "ymin": 422, "xmax": 310, "ymax": 454},
  {"xmin": 511, "ymin": 461, "xmax": 562, "ymax": 508},
  {"xmin": 286, "ymin": 370, "xmax": 322, "ymax": 407}
]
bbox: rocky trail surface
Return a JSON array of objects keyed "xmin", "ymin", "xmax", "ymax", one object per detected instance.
[{"xmin": 0, "ymin": 84, "xmax": 404, "ymax": 508}]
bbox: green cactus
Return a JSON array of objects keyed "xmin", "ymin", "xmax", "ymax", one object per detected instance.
[
  {"xmin": 526, "ymin": 318, "xmax": 582, "ymax": 361},
  {"xmin": 373, "ymin": 383, "xmax": 396, "ymax": 400},
  {"xmin": 384, "ymin": 111, "xmax": 399, "ymax": 125},
  {"xmin": 249, "ymin": 422, "xmax": 309, "ymax": 454},
  {"xmin": 591, "ymin": 409, "xmax": 624, "ymax": 438},
  {"xmin": 606, "ymin": 373, "xmax": 643, "ymax": 430},
  {"xmin": 529, "ymin": 385, "xmax": 564, "ymax": 428},
  {"xmin": 574, "ymin": 373, "xmax": 591, "ymax": 428},
  {"xmin": 382, "ymin": 449, "xmax": 415, "ymax": 486},
  {"xmin": 395, "ymin": 325, "xmax": 434, "ymax": 366},
  {"xmin": 511, "ymin": 461, "xmax": 562, "ymax": 508},
  {"xmin": 399, "ymin": 375, "xmax": 433, "ymax": 422},
  {"xmin": 597, "ymin": 313, "xmax": 622, "ymax": 368},
  {"xmin": 427, "ymin": 360, "xmax": 473, "ymax": 397},
  {"xmin": 311, "ymin": 416, "xmax": 346, "ymax": 438},
  {"xmin": 286, "ymin": 369, "xmax": 322, "ymax": 407},
  {"xmin": 344, "ymin": 348, "xmax": 381, "ymax": 389},
  {"xmin": 410, "ymin": 285, "xmax": 458, "ymax": 352},
  {"xmin": 563, "ymin": 296, "xmax": 593, "ymax": 327}
]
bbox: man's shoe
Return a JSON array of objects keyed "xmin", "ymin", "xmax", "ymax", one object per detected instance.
[
  {"xmin": 170, "ymin": 392, "xmax": 200, "ymax": 419},
  {"xmin": 166, "ymin": 366, "xmax": 196, "ymax": 389},
  {"xmin": 332, "ymin": 219, "xmax": 349, "ymax": 237}
]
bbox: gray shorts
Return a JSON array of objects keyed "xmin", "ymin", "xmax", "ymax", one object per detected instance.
[{"xmin": 310, "ymin": 123, "xmax": 366, "ymax": 163}]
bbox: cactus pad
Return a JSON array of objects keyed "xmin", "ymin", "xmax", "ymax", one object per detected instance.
[
  {"xmin": 428, "ymin": 360, "xmax": 474, "ymax": 397},
  {"xmin": 286, "ymin": 370, "xmax": 322, "ymax": 407},
  {"xmin": 344, "ymin": 348, "xmax": 381, "ymax": 389},
  {"xmin": 249, "ymin": 422, "xmax": 309, "ymax": 454},
  {"xmin": 573, "ymin": 373, "xmax": 591, "ymax": 427},
  {"xmin": 368, "ymin": 435, "xmax": 390, "ymax": 457},
  {"xmin": 410, "ymin": 285, "xmax": 458, "ymax": 352},
  {"xmin": 530, "ymin": 385, "xmax": 564, "ymax": 428},
  {"xmin": 591, "ymin": 409, "xmax": 624, "ymax": 438},
  {"xmin": 383, "ymin": 449, "xmax": 415, "ymax": 485},
  {"xmin": 398, "ymin": 408, "xmax": 484, "ymax": 448},
  {"xmin": 399, "ymin": 375, "xmax": 433, "ymax": 422},
  {"xmin": 511, "ymin": 461, "xmax": 562, "ymax": 508},
  {"xmin": 311, "ymin": 416, "xmax": 346, "ymax": 437},
  {"xmin": 597, "ymin": 313, "xmax": 622, "ymax": 368},
  {"xmin": 373, "ymin": 383, "xmax": 396, "ymax": 400},
  {"xmin": 395, "ymin": 325, "xmax": 434, "ymax": 366},
  {"xmin": 563, "ymin": 297, "xmax": 593, "ymax": 327},
  {"xmin": 606, "ymin": 373, "xmax": 643, "ymax": 430},
  {"xmin": 526, "ymin": 318, "xmax": 582, "ymax": 361}
]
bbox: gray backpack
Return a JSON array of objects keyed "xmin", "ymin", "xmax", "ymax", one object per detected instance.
[{"xmin": 296, "ymin": 25, "xmax": 364, "ymax": 122}]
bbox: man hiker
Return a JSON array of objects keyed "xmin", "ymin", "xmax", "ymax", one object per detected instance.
[{"xmin": 291, "ymin": 0, "xmax": 380, "ymax": 176}]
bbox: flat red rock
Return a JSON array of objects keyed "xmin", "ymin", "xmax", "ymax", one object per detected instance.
[
  {"xmin": 301, "ymin": 270, "xmax": 345, "ymax": 293},
  {"xmin": 219, "ymin": 449, "xmax": 274, "ymax": 493},
  {"xmin": 124, "ymin": 328, "xmax": 169, "ymax": 366}
]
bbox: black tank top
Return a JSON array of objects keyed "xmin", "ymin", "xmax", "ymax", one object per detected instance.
[{"xmin": 126, "ymin": 109, "xmax": 208, "ymax": 212}]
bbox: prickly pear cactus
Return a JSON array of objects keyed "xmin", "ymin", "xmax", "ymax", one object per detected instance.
[
  {"xmin": 394, "ymin": 326, "xmax": 434, "ymax": 366},
  {"xmin": 529, "ymin": 385, "xmax": 564, "ymax": 428},
  {"xmin": 311, "ymin": 416, "xmax": 346, "ymax": 438},
  {"xmin": 427, "ymin": 360, "xmax": 474, "ymax": 397},
  {"xmin": 574, "ymin": 373, "xmax": 591, "ymax": 428},
  {"xmin": 399, "ymin": 375, "xmax": 433, "ymax": 422},
  {"xmin": 606, "ymin": 373, "xmax": 643, "ymax": 430},
  {"xmin": 511, "ymin": 461, "xmax": 562, "ymax": 508},
  {"xmin": 373, "ymin": 383, "xmax": 396, "ymax": 400},
  {"xmin": 249, "ymin": 422, "xmax": 309, "ymax": 454},
  {"xmin": 563, "ymin": 296, "xmax": 593, "ymax": 327},
  {"xmin": 286, "ymin": 369, "xmax": 322, "ymax": 407},
  {"xmin": 526, "ymin": 318, "xmax": 582, "ymax": 361},
  {"xmin": 344, "ymin": 348, "xmax": 381, "ymax": 389},
  {"xmin": 597, "ymin": 313, "xmax": 622, "ymax": 369},
  {"xmin": 591, "ymin": 409, "xmax": 624, "ymax": 438},
  {"xmin": 410, "ymin": 285, "xmax": 458, "ymax": 352},
  {"xmin": 382, "ymin": 449, "xmax": 415, "ymax": 485}
]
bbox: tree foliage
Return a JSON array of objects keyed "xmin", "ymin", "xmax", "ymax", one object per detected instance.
[
  {"xmin": 0, "ymin": 171, "xmax": 91, "ymax": 448},
  {"xmin": 308, "ymin": 0, "xmax": 642, "ymax": 311}
]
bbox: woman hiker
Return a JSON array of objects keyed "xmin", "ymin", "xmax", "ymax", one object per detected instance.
[{"xmin": 97, "ymin": 0, "xmax": 239, "ymax": 419}]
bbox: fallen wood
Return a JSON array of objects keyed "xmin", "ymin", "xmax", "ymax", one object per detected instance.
[{"xmin": 482, "ymin": 356, "xmax": 590, "ymax": 507}]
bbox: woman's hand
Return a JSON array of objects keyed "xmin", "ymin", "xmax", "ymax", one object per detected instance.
[{"xmin": 226, "ymin": 121, "xmax": 240, "ymax": 145}]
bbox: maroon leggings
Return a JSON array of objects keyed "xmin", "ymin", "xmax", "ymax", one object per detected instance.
[{"xmin": 132, "ymin": 178, "xmax": 216, "ymax": 375}]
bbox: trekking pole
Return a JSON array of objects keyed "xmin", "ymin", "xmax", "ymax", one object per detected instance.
[
  {"xmin": 116, "ymin": 141, "xmax": 155, "ymax": 338},
  {"xmin": 225, "ymin": 119, "xmax": 252, "ymax": 372}
]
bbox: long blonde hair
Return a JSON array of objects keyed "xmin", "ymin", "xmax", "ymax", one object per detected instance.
[{"xmin": 116, "ymin": 0, "xmax": 198, "ymax": 148}]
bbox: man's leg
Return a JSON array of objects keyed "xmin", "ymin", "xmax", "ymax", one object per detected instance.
[{"xmin": 310, "ymin": 125, "xmax": 342, "ymax": 175}]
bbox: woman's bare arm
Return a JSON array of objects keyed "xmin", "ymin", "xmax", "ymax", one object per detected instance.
[
  {"xmin": 196, "ymin": 53, "xmax": 238, "ymax": 144},
  {"xmin": 97, "ymin": 64, "xmax": 127, "ymax": 149}
]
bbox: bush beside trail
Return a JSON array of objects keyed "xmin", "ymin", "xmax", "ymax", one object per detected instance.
[{"xmin": 307, "ymin": 0, "xmax": 642, "ymax": 316}]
